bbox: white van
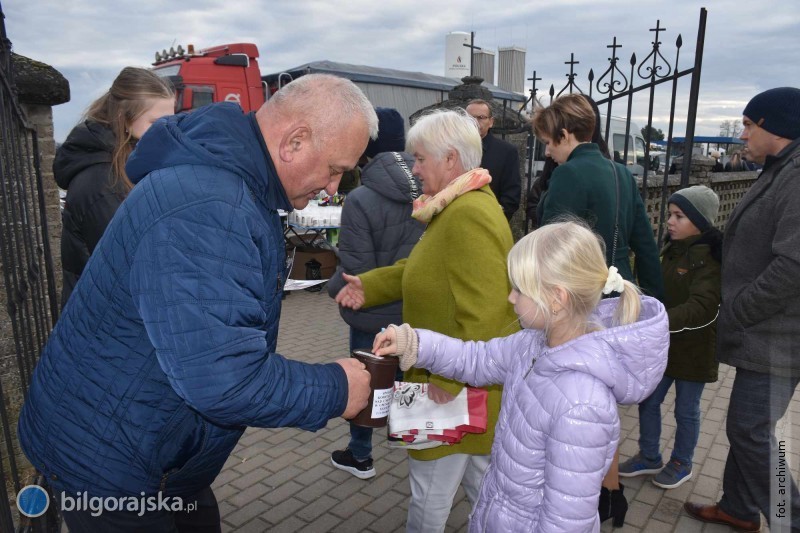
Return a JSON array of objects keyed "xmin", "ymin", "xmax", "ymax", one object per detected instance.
[{"xmin": 600, "ymin": 115, "xmax": 648, "ymax": 177}]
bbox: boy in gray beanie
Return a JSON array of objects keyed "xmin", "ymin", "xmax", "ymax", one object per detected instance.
[
  {"xmin": 685, "ymin": 87, "xmax": 800, "ymax": 531},
  {"xmin": 666, "ymin": 185, "xmax": 720, "ymax": 234},
  {"xmin": 620, "ymin": 185, "xmax": 721, "ymax": 491}
]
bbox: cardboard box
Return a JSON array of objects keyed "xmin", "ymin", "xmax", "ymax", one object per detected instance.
[{"xmin": 288, "ymin": 247, "xmax": 338, "ymax": 280}]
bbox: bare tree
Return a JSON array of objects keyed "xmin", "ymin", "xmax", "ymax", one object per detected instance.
[{"xmin": 720, "ymin": 120, "xmax": 743, "ymax": 138}]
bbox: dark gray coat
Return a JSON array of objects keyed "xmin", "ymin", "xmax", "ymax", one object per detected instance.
[
  {"xmin": 717, "ymin": 138, "xmax": 800, "ymax": 376},
  {"xmin": 328, "ymin": 152, "xmax": 425, "ymax": 333}
]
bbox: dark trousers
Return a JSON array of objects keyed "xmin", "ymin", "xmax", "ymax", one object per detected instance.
[
  {"xmin": 61, "ymin": 486, "xmax": 220, "ymax": 533},
  {"xmin": 719, "ymin": 368, "xmax": 800, "ymax": 530}
]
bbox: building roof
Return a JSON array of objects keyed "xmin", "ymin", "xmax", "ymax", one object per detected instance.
[{"xmin": 262, "ymin": 60, "xmax": 526, "ymax": 103}]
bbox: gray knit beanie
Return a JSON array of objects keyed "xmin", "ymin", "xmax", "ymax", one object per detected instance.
[
  {"xmin": 742, "ymin": 87, "xmax": 800, "ymax": 140},
  {"xmin": 668, "ymin": 185, "xmax": 720, "ymax": 233}
]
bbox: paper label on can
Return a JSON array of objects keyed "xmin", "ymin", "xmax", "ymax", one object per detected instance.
[{"xmin": 372, "ymin": 387, "xmax": 393, "ymax": 418}]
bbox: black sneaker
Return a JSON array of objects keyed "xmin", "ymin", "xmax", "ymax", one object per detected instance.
[{"xmin": 330, "ymin": 448, "xmax": 375, "ymax": 479}]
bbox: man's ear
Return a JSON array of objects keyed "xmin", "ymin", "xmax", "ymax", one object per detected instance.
[{"xmin": 279, "ymin": 125, "xmax": 312, "ymax": 163}]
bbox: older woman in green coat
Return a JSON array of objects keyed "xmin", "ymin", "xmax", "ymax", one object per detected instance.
[{"xmin": 336, "ymin": 109, "xmax": 519, "ymax": 533}]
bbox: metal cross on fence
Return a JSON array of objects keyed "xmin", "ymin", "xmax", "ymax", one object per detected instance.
[{"xmin": 462, "ymin": 31, "xmax": 481, "ymax": 77}]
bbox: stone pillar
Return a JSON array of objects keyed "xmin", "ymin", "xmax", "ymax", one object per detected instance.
[{"xmin": 0, "ymin": 53, "xmax": 68, "ymax": 490}]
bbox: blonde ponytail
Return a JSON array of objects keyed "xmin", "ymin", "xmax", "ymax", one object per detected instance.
[{"xmin": 612, "ymin": 279, "xmax": 642, "ymax": 326}]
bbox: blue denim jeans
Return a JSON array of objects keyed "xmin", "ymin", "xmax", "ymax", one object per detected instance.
[{"xmin": 638, "ymin": 375, "xmax": 706, "ymax": 466}]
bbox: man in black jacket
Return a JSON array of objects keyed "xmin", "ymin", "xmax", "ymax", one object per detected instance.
[
  {"xmin": 466, "ymin": 99, "xmax": 521, "ymax": 220},
  {"xmin": 684, "ymin": 87, "xmax": 800, "ymax": 533}
]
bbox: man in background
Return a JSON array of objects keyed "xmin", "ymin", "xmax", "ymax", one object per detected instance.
[
  {"xmin": 466, "ymin": 99, "xmax": 521, "ymax": 220},
  {"xmin": 684, "ymin": 86, "xmax": 800, "ymax": 532}
]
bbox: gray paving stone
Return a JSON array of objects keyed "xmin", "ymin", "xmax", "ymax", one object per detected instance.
[
  {"xmin": 262, "ymin": 480, "xmax": 303, "ymax": 506},
  {"xmin": 268, "ymin": 516, "xmax": 308, "ymax": 533},
  {"xmin": 262, "ymin": 465, "xmax": 304, "ymax": 487},
  {"xmin": 293, "ymin": 493, "xmax": 339, "ymax": 522},
  {"xmin": 297, "ymin": 513, "xmax": 342, "ymax": 533},
  {"xmin": 674, "ymin": 514, "xmax": 705, "ymax": 532},
  {"xmin": 624, "ymin": 500, "xmax": 654, "ymax": 528},
  {"xmin": 366, "ymin": 505, "xmax": 407, "ymax": 532},
  {"xmin": 226, "ymin": 481, "xmax": 271, "ymax": 508},
  {"xmin": 651, "ymin": 497, "xmax": 684, "ymax": 524},
  {"xmin": 363, "ymin": 488, "xmax": 406, "ymax": 516},
  {"xmin": 329, "ymin": 492, "xmax": 373, "ymax": 519},
  {"xmin": 229, "ymin": 467, "xmax": 271, "ymax": 491},
  {"xmin": 234, "ymin": 517, "xmax": 272, "ymax": 533},
  {"xmin": 206, "ymin": 290, "xmax": 800, "ymax": 532},
  {"xmin": 231, "ymin": 452, "xmax": 274, "ymax": 475},
  {"xmin": 261, "ymin": 497, "xmax": 306, "ymax": 526},
  {"xmin": 700, "ymin": 457, "xmax": 726, "ymax": 479},
  {"xmin": 330, "ymin": 509, "xmax": 378, "ymax": 532},
  {"xmin": 295, "ymin": 477, "xmax": 338, "ymax": 504},
  {"xmin": 691, "ymin": 474, "xmax": 722, "ymax": 499},
  {"xmin": 225, "ymin": 499, "xmax": 270, "ymax": 528}
]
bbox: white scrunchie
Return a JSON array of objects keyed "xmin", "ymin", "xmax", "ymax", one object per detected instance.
[{"xmin": 602, "ymin": 266, "xmax": 626, "ymax": 295}]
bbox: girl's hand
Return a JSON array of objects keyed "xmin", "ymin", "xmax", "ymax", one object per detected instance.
[
  {"xmin": 335, "ymin": 273, "xmax": 365, "ymax": 310},
  {"xmin": 373, "ymin": 327, "xmax": 398, "ymax": 356}
]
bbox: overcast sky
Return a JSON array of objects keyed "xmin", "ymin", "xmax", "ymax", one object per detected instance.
[{"xmin": 5, "ymin": 0, "xmax": 799, "ymax": 143}]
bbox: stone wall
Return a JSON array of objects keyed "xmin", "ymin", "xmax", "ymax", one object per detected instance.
[
  {"xmin": 641, "ymin": 154, "xmax": 757, "ymax": 235},
  {"xmin": 509, "ymin": 148, "xmax": 757, "ymax": 241}
]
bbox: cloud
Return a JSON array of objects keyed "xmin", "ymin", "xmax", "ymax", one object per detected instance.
[{"xmin": 5, "ymin": 0, "xmax": 799, "ymax": 142}]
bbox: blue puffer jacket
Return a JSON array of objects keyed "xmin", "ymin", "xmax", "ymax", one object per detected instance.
[{"xmin": 19, "ymin": 103, "xmax": 348, "ymax": 498}]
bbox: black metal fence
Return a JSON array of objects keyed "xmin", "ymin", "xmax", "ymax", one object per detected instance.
[
  {"xmin": 0, "ymin": 4, "xmax": 61, "ymax": 531},
  {"xmin": 524, "ymin": 7, "xmax": 708, "ymax": 245}
]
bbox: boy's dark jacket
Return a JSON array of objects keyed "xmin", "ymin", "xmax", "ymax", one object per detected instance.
[{"xmin": 661, "ymin": 229, "xmax": 722, "ymax": 382}]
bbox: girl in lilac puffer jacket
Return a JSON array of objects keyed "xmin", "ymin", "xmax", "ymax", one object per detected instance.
[{"xmin": 374, "ymin": 221, "xmax": 669, "ymax": 532}]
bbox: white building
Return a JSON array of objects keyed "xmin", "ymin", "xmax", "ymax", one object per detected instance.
[{"xmin": 444, "ymin": 31, "xmax": 471, "ymax": 80}]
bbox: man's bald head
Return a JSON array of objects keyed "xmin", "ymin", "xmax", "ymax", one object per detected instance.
[{"xmin": 256, "ymin": 74, "xmax": 379, "ymax": 208}]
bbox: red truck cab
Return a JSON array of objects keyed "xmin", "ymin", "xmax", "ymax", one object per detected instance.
[{"xmin": 151, "ymin": 43, "xmax": 265, "ymax": 112}]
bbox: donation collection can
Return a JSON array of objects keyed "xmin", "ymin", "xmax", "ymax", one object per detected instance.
[{"xmin": 350, "ymin": 349, "xmax": 398, "ymax": 428}]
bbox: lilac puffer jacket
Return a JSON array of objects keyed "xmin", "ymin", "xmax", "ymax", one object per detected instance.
[{"xmin": 414, "ymin": 296, "xmax": 669, "ymax": 532}]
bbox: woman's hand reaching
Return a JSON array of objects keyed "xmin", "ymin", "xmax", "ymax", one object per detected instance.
[{"xmin": 334, "ymin": 273, "xmax": 365, "ymax": 310}]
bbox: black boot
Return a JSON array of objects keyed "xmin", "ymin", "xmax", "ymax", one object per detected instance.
[{"xmin": 598, "ymin": 483, "xmax": 627, "ymax": 527}]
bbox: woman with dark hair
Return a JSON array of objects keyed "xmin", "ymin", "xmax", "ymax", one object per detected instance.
[
  {"xmin": 532, "ymin": 93, "xmax": 664, "ymax": 527},
  {"xmin": 55, "ymin": 67, "xmax": 174, "ymax": 306},
  {"xmin": 527, "ymin": 95, "xmax": 610, "ymax": 228}
]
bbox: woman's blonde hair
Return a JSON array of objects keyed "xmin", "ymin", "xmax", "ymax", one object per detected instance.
[
  {"xmin": 406, "ymin": 108, "xmax": 482, "ymax": 170},
  {"xmin": 84, "ymin": 67, "xmax": 174, "ymax": 194},
  {"xmin": 507, "ymin": 220, "xmax": 641, "ymax": 332}
]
